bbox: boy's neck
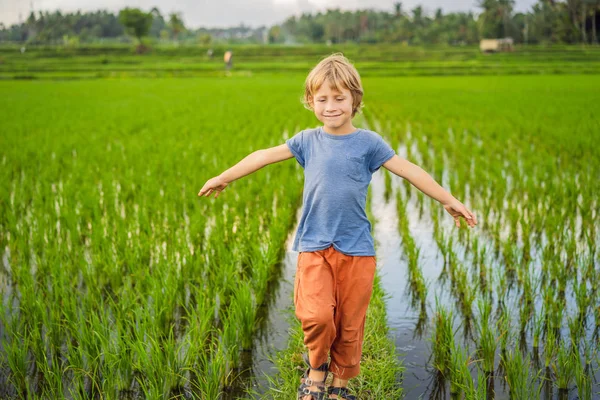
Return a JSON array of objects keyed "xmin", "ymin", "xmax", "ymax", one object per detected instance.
[{"xmin": 322, "ymin": 122, "xmax": 357, "ymax": 136}]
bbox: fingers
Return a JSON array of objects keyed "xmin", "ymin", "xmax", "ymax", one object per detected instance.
[
  {"xmin": 198, "ymin": 183, "xmax": 211, "ymax": 196},
  {"xmin": 197, "ymin": 187, "xmax": 223, "ymax": 199},
  {"xmin": 468, "ymin": 210, "xmax": 478, "ymax": 226},
  {"xmin": 447, "ymin": 203, "xmax": 478, "ymax": 228},
  {"xmin": 461, "ymin": 208, "xmax": 477, "ymax": 228}
]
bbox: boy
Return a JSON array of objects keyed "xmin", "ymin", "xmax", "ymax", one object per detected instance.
[{"xmin": 198, "ymin": 53, "xmax": 477, "ymax": 400}]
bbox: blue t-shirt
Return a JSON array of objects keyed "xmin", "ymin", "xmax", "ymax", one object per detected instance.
[{"xmin": 286, "ymin": 126, "xmax": 395, "ymax": 256}]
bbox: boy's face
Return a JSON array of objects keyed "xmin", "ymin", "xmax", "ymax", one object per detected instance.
[{"xmin": 311, "ymin": 84, "xmax": 354, "ymax": 132}]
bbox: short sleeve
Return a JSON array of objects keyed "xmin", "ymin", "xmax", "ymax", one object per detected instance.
[
  {"xmin": 286, "ymin": 130, "xmax": 305, "ymax": 168},
  {"xmin": 369, "ymin": 135, "xmax": 395, "ymax": 173}
]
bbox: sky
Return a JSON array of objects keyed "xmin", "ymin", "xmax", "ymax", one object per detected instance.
[{"xmin": 0, "ymin": 0, "xmax": 539, "ymax": 29}]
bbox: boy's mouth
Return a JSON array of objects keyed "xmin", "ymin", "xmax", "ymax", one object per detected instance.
[{"xmin": 324, "ymin": 114, "xmax": 341, "ymax": 118}]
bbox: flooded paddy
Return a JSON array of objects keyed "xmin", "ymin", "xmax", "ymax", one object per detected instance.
[{"xmin": 1, "ymin": 73, "xmax": 599, "ymax": 399}]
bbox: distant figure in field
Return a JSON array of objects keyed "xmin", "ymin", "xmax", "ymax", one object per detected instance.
[
  {"xmin": 224, "ymin": 50, "xmax": 233, "ymax": 70},
  {"xmin": 199, "ymin": 53, "xmax": 477, "ymax": 400}
]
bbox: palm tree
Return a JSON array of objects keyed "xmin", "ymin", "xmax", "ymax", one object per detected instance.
[
  {"xmin": 592, "ymin": 0, "xmax": 599, "ymax": 44},
  {"xmin": 412, "ymin": 5, "xmax": 424, "ymax": 27},
  {"xmin": 169, "ymin": 12, "xmax": 185, "ymax": 42},
  {"xmin": 498, "ymin": 0, "xmax": 515, "ymax": 36},
  {"xmin": 394, "ymin": 2, "xmax": 404, "ymax": 18},
  {"xmin": 583, "ymin": 0, "xmax": 600, "ymax": 44}
]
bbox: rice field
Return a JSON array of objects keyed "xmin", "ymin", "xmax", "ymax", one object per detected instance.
[
  {"xmin": 1, "ymin": 48, "xmax": 599, "ymax": 399},
  {"xmin": 364, "ymin": 74, "xmax": 600, "ymax": 399},
  {"xmin": 0, "ymin": 77, "xmax": 315, "ymax": 398},
  {"xmin": 2, "ymin": 44, "xmax": 600, "ymax": 79}
]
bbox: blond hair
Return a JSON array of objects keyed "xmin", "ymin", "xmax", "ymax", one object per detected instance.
[{"xmin": 302, "ymin": 53, "xmax": 364, "ymax": 117}]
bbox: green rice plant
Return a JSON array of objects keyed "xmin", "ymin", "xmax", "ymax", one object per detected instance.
[
  {"xmin": 476, "ymin": 297, "xmax": 497, "ymax": 373},
  {"xmin": 495, "ymin": 267, "xmax": 508, "ymax": 308},
  {"xmin": 447, "ymin": 341, "xmax": 473, "ymax": 396},
  {"xmin": 542, "ymin": 283, "xmax": 564, "ymax": 334},
  {"xmin": 395, "ymin": 189, "xmax": 428, "ymax": 310},
  {"xmin": 519, "ymin": 301, "xmax": 534, "ymax": 334},
  {"xmin": 0, "ymin": 301, "xmax": 31, "ymax": 396},
  {"xmin": 501, "ymin": 348, "xmax": 541, "ymax": 399},
  {"xmin": 496, "ymin": 308, "xmax": 512, "ymax": 357},
  {"xmin": 189, "ymin": 339, "xmax": 227, "ymax": 400},
  {"xmin": 229, "ymin": 283, "xmax": 257, "ymax": 351},
  {"xmin": 130, "ymin": 325, "xmax": 191, "ymax": 399},
  {"xmin": 462, "ymin": 364, "xmax": 489, "ymax": 400},
  {"xmin": 574, "ymin": 277, "xmax": 591, "ymax": 323},
  {"xmin": 573, "ymin": 346, "xmax": 593, "ymax": 400},
  {"xmin": 567, "ymin": 314, "xmax": 584, "ymax": 349},
  {"xmin": 532, "ymin": 312, "xmax": 544, "ymax": 350},
  {"xmin": 452, "ymin": 263, "xmax": 474, "ymax": 320},
  {"xmin": 552, "ymin": 339, "xmax": 578, "ymax": 393},
  {"xmin": 431, "ymin": 302, "xmax": 455, "ymax": 377},
  {"xmin": 543, "ymin": 328, "xmax": 558, "ymax": 369},
  {"xmin": 221, "ymin": 315, "xmax": 240, "ymax": 371},
  {"xmin": 501, "ymin": 240, "xmax": 517, "ymax": 279}
]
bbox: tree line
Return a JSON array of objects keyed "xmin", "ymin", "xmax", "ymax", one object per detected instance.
[{"xmin": 0, "ymin": 0, "xmax": 598, "ymax": 46}]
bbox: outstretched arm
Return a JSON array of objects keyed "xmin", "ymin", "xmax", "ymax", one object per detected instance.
[
  {"xmin": 198, "ymin": 144, "xmax": 294, "ymax": 199},
  {"xmin": 382, "ymin": 155, "xmax": 477, "ymax": 228}
]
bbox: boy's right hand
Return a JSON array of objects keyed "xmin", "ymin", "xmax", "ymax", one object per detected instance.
[{"xmin": 198, "ymin": 176, "xmax": 228, "ymax": 199}]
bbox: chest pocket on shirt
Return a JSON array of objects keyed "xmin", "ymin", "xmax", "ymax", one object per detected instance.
[{"xmin": 346, "ymin": 154, "xmax": 367, "ymax": 182}]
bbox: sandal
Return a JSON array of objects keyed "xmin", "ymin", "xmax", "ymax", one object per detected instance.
[
  {"xmin": 297, "ymin": 353, "xmax": 329, "ymax": 400},
  {"xmin": 327, "ymin": 386, "xmax": 357, "ymax": 400}
]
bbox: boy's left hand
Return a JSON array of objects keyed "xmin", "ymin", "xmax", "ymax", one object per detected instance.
[{"xmin": 443, "ymin": 199, "xmax": 477, "ymax": 228}]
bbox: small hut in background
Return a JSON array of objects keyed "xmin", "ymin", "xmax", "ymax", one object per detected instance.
[{"xmin": 480, "ymin": 38, "xmax": 514, "ymax": 53}]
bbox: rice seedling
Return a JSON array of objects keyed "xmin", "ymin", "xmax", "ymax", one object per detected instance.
[
  {"xmin": 496, "ymin": 307, "xmax": 512, "ymax": 359},
  {"xmin": 531, "ymin": 312, "xmax": 544, "ymax": 351},
  {"xmin": 446, "ymin": 339, "xmax": 489, "ymax": 400},
  {"xmin": 552, "ymin": 339, "xmax": 578, "ymax": 394},
  {"xmin": 573, "ymin": 346, "xmax": 593, "ymax": 400},
  {"xmin": 543, "ymin": 328, "xmax": 558, "ymax": 370},
  {"xmin": 475, "ymin": 297, "xmax": 496, "ymax": 374},
  {"xmin": 431, "ymin": 302, "xmax": 455, "ymax": 377},
  {"xmin": 501, "ymin": 348, "xmax": 541, "ymax": 400},
  {"xmin": 396, "ymin": 190, "xmax": 428, "ymax": 309}
]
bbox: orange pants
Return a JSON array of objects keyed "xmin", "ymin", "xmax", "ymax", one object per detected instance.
[{"xmin": 293, "ymin": 245, "xmax": 377, "ymax": 380}]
